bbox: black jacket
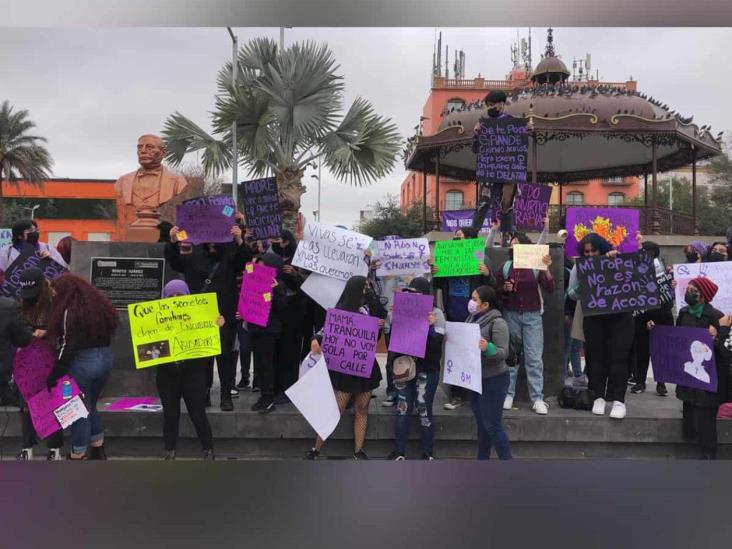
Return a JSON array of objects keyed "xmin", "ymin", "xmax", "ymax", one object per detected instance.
[{"xmin": 0, "ymin": 296, "xmax": 32, "ymax": 373}]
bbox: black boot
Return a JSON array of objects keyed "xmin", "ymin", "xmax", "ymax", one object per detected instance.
[{"xmin": 88, "ymin": 444, "xmax": 107, "ymax": 460}]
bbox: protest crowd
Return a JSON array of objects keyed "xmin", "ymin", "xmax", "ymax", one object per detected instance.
[{"xmin": 1, "ymin": 92, "xmax": 731, "ymax": 462}]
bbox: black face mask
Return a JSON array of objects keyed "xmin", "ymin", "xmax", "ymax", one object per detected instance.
[
  {"xmin": 24, "ymin": 296, "xmax": 39, "ymax": 306},
  {"xmin": 487, "ymin": 107, "xmax": 501, "ymax": 118},
  {"xmin": 26, "ymin": 232, "xmax": 40, "ymax": 245},
  {"xmin": 708, "ymin": 252, "xmax": 726, "ymax": 263},
  {"xmin": 684, "ymin": 290, "xmax": 699, "ymax": 307},
  {"xmin": 685, "ymin": 252, "xmax": 699, "ymax": 263}
]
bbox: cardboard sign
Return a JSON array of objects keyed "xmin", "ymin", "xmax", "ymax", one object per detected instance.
[
  {"xmin": 475, "ymin": 116, "xmax": 529, "ymax": 185},
  {"xmin": 673, "ymin": 262, "xmax": 732, "ymax": 314},
  {"xmin": 12, "ymin": 338, "xmax": 56, "ymax": 401},
  {"xmin": 388, "ymin": 292, "xmax": 433, "ymax": 358},
  {"xmin": 565, "ymin": 207, "xmax": 640, "ymax": 257},
  {"xmin": 127, "ymin": 292, "xmax": 222, "ymax": 369},
  {"xmin": 443, "ymin": 322, "xmax": 482, "ymax": 394},
  {"xmin": 577, "ymin": 251, "xmax": 660, "ymax": 316},
  {"xmin": 512, "ymin": 244, "xmax": 549, "ymax": 271},
  {"xmin": 321, "ymin": 308, "xmax": 379, "ymax": 378},
  {"xmin": 239, "ymin": 177, "xmax": 282, "ymax": 240},
  {"xmin": 0, "ymin": 244, "xmax": 67, "ymax": 299},
  {"xmin": 176, "ymin": 195, "xmax": 236, "ymax": 244},
  {"xmin": 53, "ymin": 395, "xmax": 89, "ymax": 429},
  {"xmin": 650, "ymin": 325, "xmax": 718, "ymax": 392},
  {"xmin": 237, "ymin": 262, "xmax": 276, "ymax": 327},
  {"xmin": 27, "ymin": 375, "xmax": 83, "ymax": 439},
  {"xmin": 375, "ymin": 238, "xmax": 430, "ymax": 277},
  {"xmin": 301, "ymin": 272, "xmax": 347, "ymax": 311},
  {"xmin": 293, "ymin": 221, "xmax": 372, "ymax": 281},
  {"xmin": 513, "ymin": 183, "xmax": 552, "ymax": 231},
  {"xmin": 440, "ymin": 210, "xmax": 492, "ymax": 233},
  {"xmin": 286, "ymin": 355, "xmax": 340, "ymax": 441},
  {"xmin": 433, "ymin": 238, "xmax": 484, "ymax": 278}
]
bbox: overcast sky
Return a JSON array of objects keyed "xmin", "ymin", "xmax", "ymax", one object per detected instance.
[{"xmin": 1, "ymin": 27, "xmax": 730, "ymax": 227}]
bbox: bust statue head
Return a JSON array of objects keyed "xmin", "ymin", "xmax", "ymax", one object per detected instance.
[{"xmin": 137, "ymin": 134, "xmax": 166, "ymax": 170}]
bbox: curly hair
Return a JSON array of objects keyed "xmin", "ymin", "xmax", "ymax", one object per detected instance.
[{"xmin": 48, "ymin": 273, "xmax": 119, "ymax": 347}]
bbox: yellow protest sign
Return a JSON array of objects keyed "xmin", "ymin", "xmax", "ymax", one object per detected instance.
[{"xmin": 128, "ymin": 292, "xmax": 221, "ymax": 369}]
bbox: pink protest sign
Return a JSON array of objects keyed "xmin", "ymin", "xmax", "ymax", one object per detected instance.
[
  {"xmin": 322, "ymin": 308, "xmax": 379, "ymax": 378},
  {"xmin": 107, "ymin": 397, "xmax": 158, "ymax": 411},
  {"xmin": 12, "ymin": 338, "xmax": 55, "ymax": 401},
  {"xmin": 388, "ymin": 292, "xmax": 433, "ymax": 359},
  {"xmin": 27, "ymin": 375, "xmax": 83, "ymax": 439},
  {"xmin": 237, "ymin": 262, "xmax": 276, "ymax": 327}
]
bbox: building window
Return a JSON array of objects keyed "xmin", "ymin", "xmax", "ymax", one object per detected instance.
[
  {"xmin": 446, "ymin": 98, "xmax": 465, "ymax": 112},
  {"xmin": 608, "ymin": 192, "xmax": 625, "ymax": 206},
  {"xmin": 566, "ymin": 191, "xmax": 584, "ymax": 206},
  {"xmin": 606, "ymin": 176, "xmax": 623, "ymax": 184},
  {"xmin": 445, "ymin": 190, "xmax": 464, "ymax": 211}
]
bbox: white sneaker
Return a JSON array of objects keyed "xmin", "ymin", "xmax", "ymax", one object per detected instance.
[
  {"xmin": 592, "ymin": 398, "xmax": 606, "ymax": 416},
  {"xmin": 532, "ymin": 400, "xmax": 549, "ymax": 415},
  {"xmin": 503, "ymin": 395, "xmax": 514, "ymax": 410},
  {"xmin": 609, "ymin": 401, "xmax": 627, "ymax": 420}
]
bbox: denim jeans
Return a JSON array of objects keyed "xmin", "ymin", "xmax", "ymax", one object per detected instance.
[
  {"xmin": 470, "ymin": 372, "xmax": 512, "ymax": 460},
  {"xmin": 563, "ymin": 315, "xmax": 583, "ymax": 377},
  {"xmin": 394, "ymin": 371, "xmax": 439, "ymax": 457},
  {"xmin": 69, "ymin": 346, "xmax": 113, "ymax": 455},
  {"xmin": 504, "ymin": 310, "xmax": 545, "ymax": 401}
]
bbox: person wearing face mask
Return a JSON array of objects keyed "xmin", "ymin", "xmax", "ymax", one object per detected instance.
[
  {"xmin": 166, "ymin": 223, "xmax": 252, "ymax": 411},
  {"xmin": 649, "ymin": 277, "xmax": 731, "ymax": 459},
  {"xmin": 683, "ymin": 241, "xmax": 708, "ymax": 264},
  {"xmin": 466, "ymin": 285, "xmax": 512, "ymax": 460},
  {"xmin": 0, "ymin": 219, "xmax": 69, "ymax": 273},
  {"xmin": 705, "ymin": 242, "xmax": 729, "ymax": 263}
]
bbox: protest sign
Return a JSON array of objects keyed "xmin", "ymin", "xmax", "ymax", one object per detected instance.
[
  {"xmin": 577, "ymin": 251, "xmax": 660, "ymax": 316},
  {"xmin": 673, "ymin": 262, "xmax": 732, "ymax": 314},
  {"xmin": 0, "ymin": 228, "xmax": 11, "ymax": 248},
  {"xmin": 293, "ymin": 221, "xmax": 372, "ymax": 281},
  {"xmin": 433, "ymin": 238, "xmax": 484, "ymax": 278},
  {"xmin": 1, "ymin": 244, "xmax": 67, "ymax": 299},
  {"xmin": 12, "ymin": 338, "xmax": 55, "ymax": 401},
  {"xmin": 106, "ymin": 397, "xmax": 158, "ymax": 412},
  {"xmin": 127, "ymin": 292, "xmax": 221, "ymax": 369},
  {"xmin": 239, "ymin": 177, "xmax": 282, "ymax": 240},
  {"xmin": 286, "ymin": 355, "xmax": 340, "ymax": 441},
  {"xmin": 657, "ymin": 271, "xmax": 674, "ymax": 306},
  {"xmin": 443, "ymin": 322, "xmax": 482, "ymax": 394},
  {"xmin": 565, "ymin": 207, "xmax": 640, "ymax": 257},
  {"xmin": 512, "ymin": 244, "xmax": 549, "ymax": 271},
  {"xmin": 650, "ymin": 325, "xmax": 717, "ymax": 392},
  {"xmin": 440, "ymin": 210, "xmax": 492, "ymax": 233},
  {"xmin": 299, "ymin": 351, "xmax": 323, "ymax": 379},
  {"xmin": 301, "ymin": 272, "xmax": 346, "ymax": 310},
  {"xmin": 27, "ymin": 375, "xmax": 82, "ymax": 439},
  {"xmin": 237, "ymin": 262, "xmax": 276, "ymax": 327},
  {"xmin": 321, "ymin": 308, "xmax": 379, "ymax": 378},
  {"xmin": 475, "ymin": 116, "xmax": 529, "ymax": 185},
  {"xmin": 53, "ymin": 395, "xmax": 89, "ymax": 430},
  {"xmin": 175, "ymin": 195, "xmax": 235, "ymax": 244},
  {"xmin": 388, "ymin": 292, "xmax": 433, "ymax": 358},
  {"xmin": 513, "ymin": 183, "xmax": 552, "ymax": 231},
  {"xmin": 375, "ymin": 237, "xmax": 430, "ymax": 277}
]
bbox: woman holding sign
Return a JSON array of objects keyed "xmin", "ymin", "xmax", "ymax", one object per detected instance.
[{"xmin": 305, "ymin": 275, "xmax": 386, "ymax": 460}]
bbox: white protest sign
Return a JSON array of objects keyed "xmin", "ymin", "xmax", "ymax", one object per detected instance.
[
  {"xmin": 0, "ymin": 228, "xmax": 11, "ymax": 248},
  {"xmin": 286, "ymin": 356, "xmax": 341, "ymax": 441},
  {"xmin": 512, "ymin": 244, "xmax": 549, "ymax": 271},
  {"xmin": 52, "ymin": 395, "xmax": 89, "ymax": 429},
  {"xmin": 299, "ymin": 351, "xmax": 323, "ymax": 379},
  {"xmin": 443, "ymin": 322, "xmax": 482, "ymax": 394},
  {"xmin": 673, "ymin": 262, "xmax": 732, "ymax": 314},
  {"xmin": 375, "ymin": 238, "xmax": 431, "ymax": 277},
  {"xmin": 301, "ymin": 272, "xmax": 347, "ymax": 311},
  {"xmin": 293, "ymin": 221, "xmax": 373, "ymax": 281}
]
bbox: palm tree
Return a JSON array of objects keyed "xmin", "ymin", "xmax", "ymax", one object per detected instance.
[
  {"xmin": 0, "ymin": 100, "xmax": 54, "ymax": 222},
  {"xmin": 162, "ymin": 38, "xmax": 402, "ymax": 232}
]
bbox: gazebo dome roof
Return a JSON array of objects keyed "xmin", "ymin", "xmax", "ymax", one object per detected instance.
[{"xmin": 532, "ymin": 56, "xmax": 571, "ymax": 82}]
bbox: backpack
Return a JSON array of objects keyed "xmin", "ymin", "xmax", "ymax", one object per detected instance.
[
  {"xmin": 488, "ymin": 320, "xmax": 523, "ymax": 368},
  {"xmin": 558, "ymin": 387, "xmax": 596, "ymax": 410}
]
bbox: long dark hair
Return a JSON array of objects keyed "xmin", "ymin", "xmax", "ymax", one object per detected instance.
[
  {"xmin": 336, "ymin": 276, "xmax": 367, "ymax": 313},
  {"xmin": 22, "ymin": 278, "xmax": 53, "ymax": 329},
  {"xmin": 48, "ymin": 273, "xmax": 119, "ymax": 346},
  {"xmin": 275, "ymin": 229, "xmax": 297, "ymax": 260},
  {"xmin": 576, "ymin": 233, "xmax": 613, "ymax": 256},
  {"xmin": 56, "ymin": 236, "xmax": 75, "ymax": 265}
]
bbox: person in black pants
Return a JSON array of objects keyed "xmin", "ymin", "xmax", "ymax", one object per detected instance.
[
  {"xmin": 156, "ymin": 280, "xmax": 217, "ymax": 460},
  {"xmin": 166, "ymin": 223, "xmax": 251, "ymax": 411}
]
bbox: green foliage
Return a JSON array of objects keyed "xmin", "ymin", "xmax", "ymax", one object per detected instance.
[{"xmin": 359, "ymin": 195, "xmax": 434, "ymax": 239}]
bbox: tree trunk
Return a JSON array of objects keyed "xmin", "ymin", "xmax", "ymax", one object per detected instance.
[{"xmin": 276, "ymin": 167, "xmax": 306, "ymax": 234}]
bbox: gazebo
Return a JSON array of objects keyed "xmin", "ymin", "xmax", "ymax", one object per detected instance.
[{"xmin": 404, "ymin": 32, "xmax": 724, "ymax": 235}]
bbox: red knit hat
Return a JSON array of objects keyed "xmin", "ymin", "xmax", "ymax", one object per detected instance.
[{"xmin": 689, "ymin": 277, "xmax": 718, "ymax": 303}]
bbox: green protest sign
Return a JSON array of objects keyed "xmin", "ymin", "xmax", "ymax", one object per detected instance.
[{"xmin": 433, "ymin": 238, "xmax": 484, "ymax": 278}]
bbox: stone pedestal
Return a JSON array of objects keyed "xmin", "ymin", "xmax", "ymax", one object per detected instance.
[{"xmin": 71, "ymin": 241, "xmax": 179, "ymax": 396}]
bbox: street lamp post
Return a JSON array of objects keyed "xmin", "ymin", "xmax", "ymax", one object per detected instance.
[
  {"xmin": 226, "ymin": 27, "xmax": 238, "ymax": 208},
  {"xmin": 24, "ymin": 204, "xmax": 40, "ymax": 220},
  {"xmin": 310, "ymin": 164, "xmax": 322, "ymax": 222}
]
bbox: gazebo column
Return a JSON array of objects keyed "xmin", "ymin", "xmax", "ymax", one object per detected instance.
[
  {"xmin": 557, "ymin": 181, "xmax": 563, "ymax": 231},
  {"xmin": 435, "ymin": 151, "xmax": 441, "ymax": 230},
  {"xmin": 643, "ymin": 173, "xmax": 648, "ymax": 234},
  {"xmin": 651, "ymin": 139, "xmax": 660, "ymax": 234},
  {"xmin": 692, "ymin": 146, "xmax": 699, "ymax": 235},
  {"xmin": 422, "ymin": 169, "xmax": 428, "ymax": 234},
  {"xmin": 532, "ymin": 133, "xmax": 538, "ymax": 184}
]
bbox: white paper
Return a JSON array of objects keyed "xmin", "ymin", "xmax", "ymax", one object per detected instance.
[
  {"xmin": 301, "ymin": 272, "xmax": 347, "ymax": 310},
  {"xmin": 375, "ymin": 238, "xmax": 431, "ymax": 277},
  {"xmin": 673, "ymin": 262, "xmax": 732, "ymax": 314},
  {"xmin": 299, "ymin": 351, "xmax": 323, "ymax": 379},
  {"xmin": 512, "ymin": 244, "xmax": 549, "ymax": 271},
  {"xmin": 443, "ymin": 322, "xmax": 482, "ymax": 394},
  {"xmin": 286, "ymin": 356, "xmax": 341, "ymax": 441},
  {"xmin": 292, "ymin": 221, "xmax": 373, "ymax": 281},
  {"xmin": 129, "ymin": 404, "xmax": 163, "ymax": 412},
  {"xmin": 53, "ymin": 395, "xmax": 89, "ymax": 429}
]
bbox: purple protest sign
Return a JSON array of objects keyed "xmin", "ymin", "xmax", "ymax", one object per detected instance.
[
  {"xmin": 322, "ymin": 308, "xmax": 379, "ymax": 378},
  {"xmin": 237, "ymin": 262, "xmax": 276, "ymax": 327},
  {"xmin": 388, "ymin": 292, "xmax": 433, "ymax": 359},
  {"xmin": 650, "ymin": 325, "xmax": 717, "ymax": 392},
  {"xmin": 12, "ymin": 338, "xmax": 55, "ymax": 401},
  {"xmin": 239, "ymin": 177, "xmax": 282, "ymax": 240},
  {"xmin": 475, "ymin": 116, "xmax": 529, "ymax": 185},
  {"xmin": 176, "ymin": 195, "xmax": 236, "ymax": 245},
  {"xmin": 440, "ymin": 210, "xmax": 492, "ymax": 233},
  {"xmin": 565, "ymin": 207, "xmax": 640, "ymax": 257},
  {"xmin": 513, "ymin": 183, "xmax": 552, "ymax": 231},
  {"xmin": 1, "ymin": 244, "xmax": 67, "ymax": 300},
  {"xmin": 27, "ymin": 375, "xmax": 83, "ymax": 439}
]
